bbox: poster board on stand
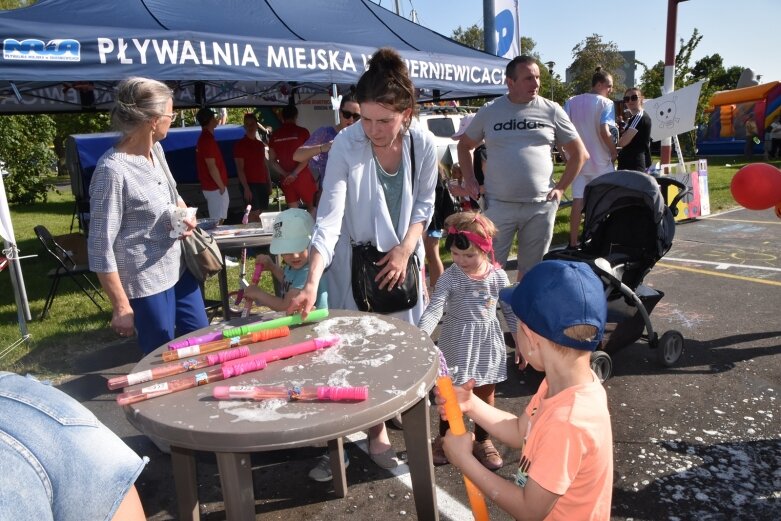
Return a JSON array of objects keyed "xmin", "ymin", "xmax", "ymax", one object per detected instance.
[{"xmin": 659, "ymin": 159, "xmax": 710, "ymax": 221}]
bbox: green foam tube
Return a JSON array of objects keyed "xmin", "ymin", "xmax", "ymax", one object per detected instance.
[{"xmin": 222, "ymin": 308, "xmax": 330, "ymax": 338}]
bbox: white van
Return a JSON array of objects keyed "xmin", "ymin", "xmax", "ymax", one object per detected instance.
[{"xmin": 415, "ymin": 107, "xmax": 476, "ymax": 166}]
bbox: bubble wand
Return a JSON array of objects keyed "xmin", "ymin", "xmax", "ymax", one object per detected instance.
[
  {"xmin": 161, "ymin": 326, "xmax": 289, "ymax": 362},
  {"xmin": 107, "ymin": 345, "xmax": 250, "ymax": 390},
  {"xmin": 436, "ymin": 352, "xmax": 490, "ymax": 521},
  {"xmin": 240, "ymin": 262, "xmax": 264, "ymax": 317},
  {"xmin": 117, "ymin": 334, "xmax": 341, "ymax": 406},
  {"xmin": 232, "ymin": 205, "xmax": 253, "ymax": 310},
  {"xmin": 213, "ymin": 385, "xmax": 367, "ymax": 402}
]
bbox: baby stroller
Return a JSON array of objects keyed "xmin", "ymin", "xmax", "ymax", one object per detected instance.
[{"xmin": 545, "ymin": 170, "xmax": 689, "ymax": 381}]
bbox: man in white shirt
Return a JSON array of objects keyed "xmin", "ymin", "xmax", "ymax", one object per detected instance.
[{"xmin": 564, "ymin": 68, "xmax": 617, "ymax": 247}]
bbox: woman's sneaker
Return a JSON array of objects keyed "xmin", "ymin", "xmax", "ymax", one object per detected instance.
[{"xmin": 308, "ymin": 450, "xmax": 350, "ymax": 482}]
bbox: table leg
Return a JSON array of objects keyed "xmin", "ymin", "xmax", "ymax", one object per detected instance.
[
  {"xmin": 171, "ymin": 446, "xmax": 200, "ymax": 521},
  {"xmin": 401, "ymin": 398, "xmax": 439, "ymax": 521},
  {"xmin": 218, "ymin": 256, "xmax": 231, "ymax": 321},
  {"xmin": 327, "ymin": 437, "xmax": 348, "ymax": 497},
  {"xmin": 216, "ymin": 451, "xmax": 256, "ymax": 521}
]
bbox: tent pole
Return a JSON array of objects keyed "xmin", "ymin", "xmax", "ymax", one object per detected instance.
[{"xmin": 0, "ymin": 172, "xmax": 32, "ymax": 338}]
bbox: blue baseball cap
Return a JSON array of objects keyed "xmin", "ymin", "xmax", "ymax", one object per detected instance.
[{"xmin": 499, "ymin": 260, "xmax": 607, "ymax": 351}]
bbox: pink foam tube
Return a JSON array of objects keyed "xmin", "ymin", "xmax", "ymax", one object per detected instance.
[
  {"xmin": 262, "ymin": 334, "xmax": 340, "ymax": 363},
  {"xmin": 221, "ymin": 357, "xmax": 268, "ymax": 378},
  {"xmin": 169, "ymin": 331, "xmax": 224, "ymax": 350},
  {"xmin": 317, "ymin": 386, "xmax": 368, "ymax": 401},
  {"xmin": 206, "ymin": 346, "xmax": 250, "ymax": 365}
]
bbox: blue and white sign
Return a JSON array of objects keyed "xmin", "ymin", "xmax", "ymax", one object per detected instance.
[{"xmin": 494, "ymin": 0, "xmax": 519, "ymax": 59}]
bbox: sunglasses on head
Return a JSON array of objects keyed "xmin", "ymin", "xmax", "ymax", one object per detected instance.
[
  {"xmin": 445, "ymin": 232, "xmax": 472, "ymax": 251},
  {"xmin": 340, "ymin": 110, "xmax": 361, "ymax": 121},
  {"xmin": 623, "ymin": 94, "xmax": 639, "ymax": 102}
]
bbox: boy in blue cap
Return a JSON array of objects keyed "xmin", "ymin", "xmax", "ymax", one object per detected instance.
[{"xmin": 438, "ymin": 260, "xmax": 613, "ymax": 520}]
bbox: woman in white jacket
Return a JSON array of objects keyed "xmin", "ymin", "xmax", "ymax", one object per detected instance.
[{"xmin": 289, "ymin": 48, "xmax": 437, "ymax": 469}]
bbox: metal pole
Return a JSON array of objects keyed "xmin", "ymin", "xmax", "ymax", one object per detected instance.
[
  {"xmin": 483, "ymin": 0, "xmax": 496, "ymax": 55},
  {"xmin": 661, "ymin": 0, "xmax": 690, "ymax": 165}
]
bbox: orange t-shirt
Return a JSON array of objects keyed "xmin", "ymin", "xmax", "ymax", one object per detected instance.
[{"xmin": 516, "ymin": 374, "xmax": 613, "ymax": 521}]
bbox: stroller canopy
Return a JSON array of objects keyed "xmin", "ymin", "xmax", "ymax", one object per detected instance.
[{"xmin": 582, "ymin": 170, "xmax": 676, "ymax": 260}]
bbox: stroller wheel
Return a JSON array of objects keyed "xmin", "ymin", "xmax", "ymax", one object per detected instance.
[
  {"xmin": 590, "ymin": 351, "xmax": 613, "ymax": 383},
  {"xmin": 657, "ymin": 330, "xmax": 684, "ymax": 367}
]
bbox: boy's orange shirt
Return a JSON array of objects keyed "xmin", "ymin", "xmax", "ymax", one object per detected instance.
[{"xmin": 516, "ymin": 375, "xmax": 613, "ymax": 521}]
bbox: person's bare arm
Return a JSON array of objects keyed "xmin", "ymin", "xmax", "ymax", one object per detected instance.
[
  {"xmin": 96, "ymin": 272, "xmax": 134, "ymax": 337},
  {"xmin": 618, "ymin": 127, "xmax": 637, "ymax": 148},
  {"xmin": 548, "ymin": 138, "xmax": 588, "ymax": 202},
  {"xmin": 234, "ymin": 157, "xmax": 251, "ymax": 202},
  {"xmin": 456, "ymin": 135, "xmax": 481, "ymax": 199},
  {"xmin": 293, "ymin": 141, "xmax": 332, "ymax": 162},
  {"xmin": 110, "ymin": 485, "xmax": 146, "ymax": 521},
  {"xmin": 204, "ymin": 158, "xmax": 226, "ymax": 193},
  {"xmin": 600, "ymin": 123, "xmax": 617, "ymax": 162},
  {"xmin": 266, "ymin": 148, "xmax": 291, "ymax": 179}
]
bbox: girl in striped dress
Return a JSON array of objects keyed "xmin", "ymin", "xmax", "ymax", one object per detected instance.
[{"xmin": 418, "ymin": 211, "xmax": 519, "ymax": 470}]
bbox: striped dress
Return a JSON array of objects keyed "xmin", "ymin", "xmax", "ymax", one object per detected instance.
[{"xmin": 418, "ymin": 264, "xmax": 516, "ymax": 386}]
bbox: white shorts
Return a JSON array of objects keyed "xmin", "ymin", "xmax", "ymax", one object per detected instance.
[
  {"xmin": 571, "ymin": 171, "xmax": 610, "ymax": 199},
  {"xmin": 202, "ymin": 189, "xmax": 230, "ymax": 220}
]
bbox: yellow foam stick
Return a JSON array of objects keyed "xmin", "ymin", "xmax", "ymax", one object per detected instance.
[{"xmin": 437, "ymin": 375, "xmax": 490, "ymax": 521}]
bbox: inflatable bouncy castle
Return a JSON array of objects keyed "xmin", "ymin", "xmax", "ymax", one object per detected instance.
[{"xmin": 697, "ymin": 81, "xmax": 781, "ymax": 155}]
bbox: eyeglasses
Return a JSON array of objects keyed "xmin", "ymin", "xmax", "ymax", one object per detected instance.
[
  {"xmin": 161, "ymin": 112, "xmax": 178, "ymax": 122},
  {"xmin": 340, "ymin": 110, "xmax": 361, "ymax": 121},
  {"xmin": 623, "ymin": 95, "xmax": 639, "ymax": 102}
]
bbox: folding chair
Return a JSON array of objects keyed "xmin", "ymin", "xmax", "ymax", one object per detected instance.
[{"xmin": 34, "ymin": 225, "xmax": 105, "ymax": 319}]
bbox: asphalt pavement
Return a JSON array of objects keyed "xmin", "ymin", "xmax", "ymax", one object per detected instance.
[{"xmin": 59, "ymin": 206, "xmax": 780, "ymax": 521}]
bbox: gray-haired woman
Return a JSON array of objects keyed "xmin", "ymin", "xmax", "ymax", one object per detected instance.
[{"xmin": 88, "ymin": 77, "xmax": 208, "ymax": 354}]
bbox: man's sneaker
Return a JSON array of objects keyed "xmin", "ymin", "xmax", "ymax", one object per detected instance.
[
  {"xmin": 224, "ymin": 256, "xmax": 239, "ymax": 267},
  {"xmin": 308, "ymin": 450, "xmax": 350, "ymax": 482}
]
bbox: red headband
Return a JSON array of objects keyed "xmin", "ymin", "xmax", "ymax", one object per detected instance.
[{"xmin": 446, "ymin": 224, "xmax": 499, "ymax": 268}]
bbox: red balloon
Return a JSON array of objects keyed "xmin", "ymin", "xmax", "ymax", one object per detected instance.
[{"xmin": 730, "ymin": 163, "xmax": 781, "ymax": 210}]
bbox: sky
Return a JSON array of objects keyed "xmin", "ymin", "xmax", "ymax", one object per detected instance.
[{"xmin": 380, "ymin": 0, "xmax": 781, "ymax": 85}]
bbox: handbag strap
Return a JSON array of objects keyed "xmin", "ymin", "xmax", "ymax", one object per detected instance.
[
  {"xmin": 152, "ymin": 143, "xmax": 180, "ymax": 205},
  {"xmin": 409, "ymin": 134, "xmax": 415, "ymax": 192}
]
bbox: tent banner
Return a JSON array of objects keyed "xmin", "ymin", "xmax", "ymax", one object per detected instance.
[{"xmin": 1, "ymin": 33, "xmax": 507, "ymax": 91}]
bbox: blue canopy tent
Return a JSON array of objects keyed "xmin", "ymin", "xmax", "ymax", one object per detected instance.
[
  {"xmin": 0, "ymin": 0, "xmax": 509, "ymax": 113},
  {"xmin": 0, "ymin": 0, "xmax": 509, "ymax": 342}
]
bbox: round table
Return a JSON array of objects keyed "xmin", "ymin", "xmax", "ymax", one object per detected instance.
[{"xmin": 122, "ymin": 310, "xmax": 441, "ymax": 520}]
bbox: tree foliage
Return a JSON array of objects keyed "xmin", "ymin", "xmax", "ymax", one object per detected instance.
[
  {"xmin": 0, "ymin": 0, "xmax": 35, "ymax": 10},
  {"xmin": 567, "ymin": 34, "xmax": 626, "ymax": 96},
  {"xmin": 0, "ymin": 115, "xmax": 57, "ymax": 204}
]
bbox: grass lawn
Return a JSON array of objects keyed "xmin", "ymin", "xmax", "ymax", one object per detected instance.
[{"xmin": 1, "ymin": 156, "xmax": 779, "ymax": 375}]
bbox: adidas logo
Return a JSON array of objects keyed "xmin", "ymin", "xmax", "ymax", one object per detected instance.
[{"xmin": 493, "ymin": 119, "xmax": 547, "ymax": 131}]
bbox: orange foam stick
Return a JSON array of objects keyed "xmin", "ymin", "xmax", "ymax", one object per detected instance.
[
  {"xmin": 437, "ymin": 375, "xmax": 490, "ymax": 521},
  {"xmin": 161, "ymin": 326, "xmax": 289, "ymax": 362}
]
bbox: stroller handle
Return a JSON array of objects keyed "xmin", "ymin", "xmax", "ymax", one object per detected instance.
[{"xmin": 655, "ymin": 177, "xmax": 690, "ymax": 217}]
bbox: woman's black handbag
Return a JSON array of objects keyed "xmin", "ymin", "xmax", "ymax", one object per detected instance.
[{"xmin": 351, "ymin": 242, "xmax": 419, "ymax": 313}]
